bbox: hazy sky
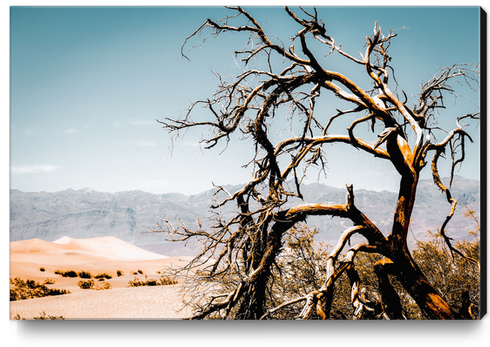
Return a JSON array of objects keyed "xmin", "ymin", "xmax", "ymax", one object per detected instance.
[{"xmin": 9, "ymin": 5, "xmax": 481, "ymax": 195}]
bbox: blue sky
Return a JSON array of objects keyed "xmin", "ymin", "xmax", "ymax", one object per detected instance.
[{"xmin": 9, "ymin": 5, "xmax": 482, "ymax": 195}]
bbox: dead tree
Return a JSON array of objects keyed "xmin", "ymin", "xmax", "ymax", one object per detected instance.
[{"xmin": 157, "ymin": 6, "xmax": 480, "ymax": 319}]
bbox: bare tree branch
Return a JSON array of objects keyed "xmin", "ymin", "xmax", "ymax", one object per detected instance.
[{"xmin": 158, "ymin": 6, "xmax": 480, "ymax": 320}]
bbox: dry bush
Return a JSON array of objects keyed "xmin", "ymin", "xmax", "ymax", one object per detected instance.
[{"xmin": 10, "ymin": 277, "xmax": 70, "ymax": 301}]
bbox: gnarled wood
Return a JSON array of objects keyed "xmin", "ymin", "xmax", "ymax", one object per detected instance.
[{"xmin": 155, "ymin": 6, "xmax": 480, "ymax": 320}]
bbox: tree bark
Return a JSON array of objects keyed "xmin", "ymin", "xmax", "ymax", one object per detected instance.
[
  {"xmin": 393, "ymin": 250, "xmax": 460, "ymax": 319},
  {"xmin": 374, "ymin": 258, "xmax": 404, "ymax": 319},
  {"xmin": 388, "ymin": 172, "xmax": 461, "ymax": 319}
]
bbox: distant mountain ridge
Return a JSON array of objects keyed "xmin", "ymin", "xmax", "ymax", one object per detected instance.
[{"xmin": 10, "ymin": 176, "xmax": 480, "ymax": 256}]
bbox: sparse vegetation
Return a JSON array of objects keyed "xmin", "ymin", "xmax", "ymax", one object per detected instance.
[
  {"xmin": 96, "ymin": 282, "xmax": 112, "ymax": 290},
  {"xmin": 258, "ymin": 213, "xmax": 481, "ymax": 320},
  {"xmin": 77, "ymin": 279, "xmax": 95, "ymax": 289},
  {"xmin": 77, "ymin": 270, "xmax": 92, "ymax": 279},
  {"xmin": 94, "ymin": 273, "xmax": 112, "ymax": 280},
  {"xmin": 412, "ymin": 207, "xmax": 481, "ymax": 319},
  {"xmin": 54, "ymin": 269, "xmax": 78, "ymax": 278},
  {"xmin": 54, "ymin": 269, "xmax": 114, "ymax": 280},
  {"xmin": 33, "ymin": 311, "xmax": 66, "ymax": 320},
  {"xmin": 39, "ymin": 267, "xmax": 45, "ymax": 272},
  {"xmin": 10, "ymin": 277, "xmax": 70, "ymax": 301},
  {"xmin": 13, "ymin": 311, "xmax": 65, "ymax": 320},
  {"xmin": 127, "ymin": 276, "xmax": 177, "ymax": 287},
  {"xmin": 77, "ymin": 279, "xmax": 112, "ymax": 290},
  {"xmin": 43, "ymin": 269, "xmax": 123, "ymax": 284},
  {"xmin": 43, "ymin": 278, "xmax": 56, "ymax": 285}
]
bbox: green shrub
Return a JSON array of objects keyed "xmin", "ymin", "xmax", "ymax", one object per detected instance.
[
  {"xmin": 77, "ymin": 279, "xmax": 94, "ymax": 289},
  {"xmin": 137, "ymin": 269, "xmax": 143, "ymax": 274},
  {"xmin": 39, "ymin": 267, "xmax": 45, "ymax": 272},
  {"xmin": 10, "ymin": 277, "xmax": 70, "ymax": 301},
  {"xmin": 43, "ymin": 278, "xmax": 55, "ymax": 285},
  {"xmin": 117, "ymin": 270, "xmax": 124, "ymax": 277}
]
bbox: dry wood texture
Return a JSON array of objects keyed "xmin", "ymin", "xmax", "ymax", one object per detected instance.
[{"xmin": 155, "ymin": 6, "xmax": 480, "ymax": 319}]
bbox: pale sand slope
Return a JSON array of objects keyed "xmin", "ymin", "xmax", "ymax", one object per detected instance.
[
  {"xmin": 10, "ymin": 285, "xmax": 193, "ymax": 319},
  {"xmin": 10, "ymin": 236, "xmax": 197, "ymax": 319}
]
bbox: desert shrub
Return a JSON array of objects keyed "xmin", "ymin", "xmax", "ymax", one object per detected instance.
[
  {"xmin": 14, "ymin": 311, "xmax": 65, "ymax": 320},
  {"xmin": 39, "ymin": 267, "xmax": 45, "ymax": 272},
  {"xmin": 77, "ymin": 270, "xmax": 92, "ymax": 279},
  {"xmin": 412, "ymin": 219, "xmax": 480, "ymax": 318},
  {"xmin": 137, "ymin": 269, "xmax": 144, "ymax": 274},
  {"xmin": 117, "ymin": 270, "xmax": 124, "ymax": 277},
  {"xmin": 33, "ymin": 311, "xmax": 65, "ymax": 320},
  {"xmin": 145, "ymin": 279, "xmax": 157, "ymax": 286},
  {"xmin": 54, "ymin": 269, "xmax": 78, "ymax": 278},
  {"xmin": 127, "ymin": 277, "xmax": 141, "ymax": 287},
  {"xmin": 43, "ymin": 278, "xmax": 55, "ymax": 285},
  {"xmin": 47, "ymin": 288, "xmax": 69, "ymax": 296},
  {"xmin": 10, "ymin": 277, "xmax": 70, "ymax": 301},
  {"xmin": 94, "ymin": 273, "xmax": 112, "ymax": 280},
  {"xmin": 64, "ymin": 270, "xmax": 77, "ymax": 277},
  {"xmin": 127, "ymin": 276, "xmax": 177, "ymax": 287},
  {"xmin": 96, "ymin": 282, "xmax": 112, "ymax": 290},
  {"xmin": 265, "ymin": 214, "xmax": 481, "ymax": 320},
  {"xmin": 77, "ymin": 279, "xmax": 95, "ymax": 289},
  {"xmin": 159, "ymin": 276, "xmax": 178, "ymax": 285}
]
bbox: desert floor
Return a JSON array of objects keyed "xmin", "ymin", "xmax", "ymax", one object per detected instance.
[{"xmin": 10, "ymin": 236, "xmax": 197, "ymax": 320}]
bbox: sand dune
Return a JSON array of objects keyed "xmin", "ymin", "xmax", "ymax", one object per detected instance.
[
  {"xmin": 12, "ymin": 235, "xmax": 169, "ymax": 261},
  {"xmin": 10, "ymin": 236, "xmax": 197, "ymax": 320},
  {"xmin": 10, "ymin": 285, "xmax": 193, "ymax": 319}
]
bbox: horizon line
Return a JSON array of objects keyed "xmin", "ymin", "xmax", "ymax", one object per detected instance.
[{"xmin": 9, "ymin": 174, "xmax": 479, "ymax": 196}]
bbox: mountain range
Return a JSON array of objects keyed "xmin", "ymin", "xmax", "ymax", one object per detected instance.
[{"xmin": 10, "ymin": 176, "xmax": 480, "ymax": 256}]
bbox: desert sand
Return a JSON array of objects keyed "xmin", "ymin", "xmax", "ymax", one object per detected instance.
[{"xmin": 10, "ymin": 236, "xmax": 197, "ymax": 319}]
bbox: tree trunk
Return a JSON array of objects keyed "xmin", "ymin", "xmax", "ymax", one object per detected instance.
[
  {"xmin": 374, "ymin": 259, "xmax": 404, "ymax": 319},
  {"xmin": 237, "ymin": 214, "xmax": 302, "ymax": 319},
  {"xmin": 393, "ymin": 249, "xmax": 460, "ymax": 319},
  {"xmin": 389, "ymin": 174, "xmax": 460, "ymax": 319}
]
